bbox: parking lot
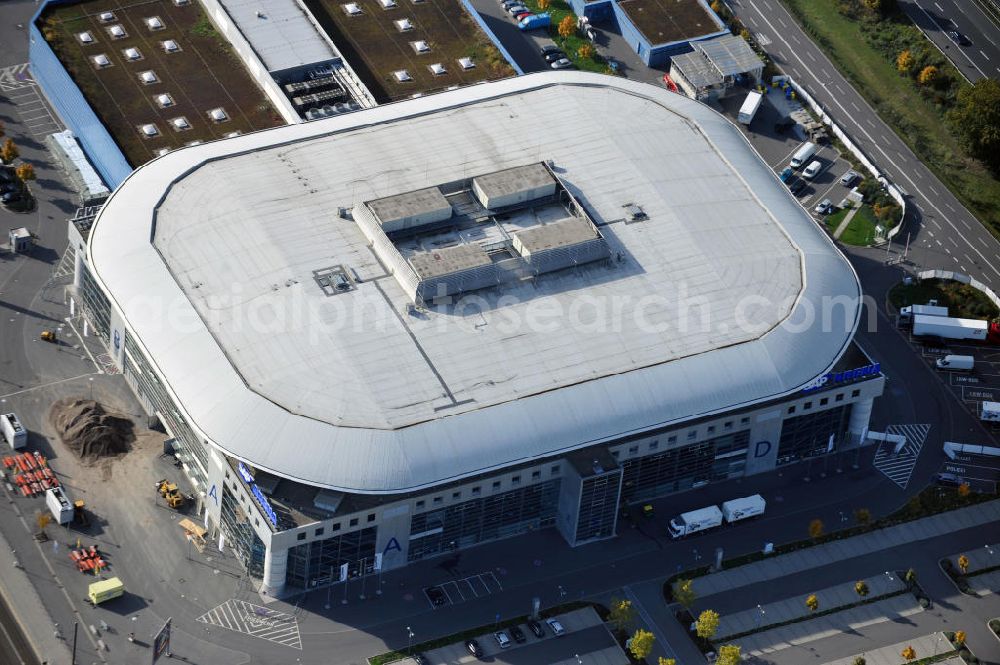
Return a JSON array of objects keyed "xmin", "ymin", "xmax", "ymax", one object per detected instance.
[{"xmin": 424, "ymin": 571, "xmax": 504, "ymax": 608}]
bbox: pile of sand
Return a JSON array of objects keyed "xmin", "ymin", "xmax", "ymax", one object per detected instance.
[{"xmin": 49, "ymin": 398, "xmax": 134, "ymax": 462}]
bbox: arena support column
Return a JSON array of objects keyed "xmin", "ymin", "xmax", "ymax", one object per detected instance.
[{"xmin": 261, "ymin": 545, "xmax": 288, "ymax": 597}]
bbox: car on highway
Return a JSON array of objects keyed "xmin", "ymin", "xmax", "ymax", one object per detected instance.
[
  {"xmin": 527, "ymin": 619, "xmax": 545, "ymax": 638},
  {"xmin": 946, "ymin": 30, "xmax": 970, "ymax": 46},
  {"xmin": 546, "ymin": 618, "xmax": 565, "ymax": 635},
  {"xmin": 494, "ymin": 630, "xmax": 511, "ymax": 648},
  {"xmin": 509, "ymin": 625, "xmax": 527, "ymax": 643},
  {"xmin": 425, "ymin": 586, "xmax": 446, "ymax": 606},
  {"xmin": 550, "ymin": 58, "xmax": 574, "ymax": 69},
  {"xmin": 814, "ymin": 199, "xmax": 834, "ymax": 215},
  {"xmin": 543, "ymin": 50, "xmax": 567, "ymax": 63},
  {"xmin": 466, "ymin": 639, "xmax": 484, "ymax": 658},
  {"xmin": 840, "ymin": 169, "xmax": 859, "ymax": 187}
]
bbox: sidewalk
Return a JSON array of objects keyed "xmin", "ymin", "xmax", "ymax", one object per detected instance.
[
  {"xmin": 691, "ymin": 500, "xmax": 1000, "ymax": 597},
  {"xmin": 949, "ymin": 542, "xmax": 1000, "ymax": 573},
  {"xmin": 821, "ymin": 632, "xmax": 954, "ymax": 665},
  {"xmin": 833, "ymin": 206, "xmax": 859, "ymax": 239},
  {"xmin": 0, "ymin": 527, "xmax": 73, "ymax": 664}
]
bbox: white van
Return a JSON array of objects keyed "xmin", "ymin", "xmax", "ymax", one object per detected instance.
[
  {"xmin": 802, "ymin": 160, "xmax": 822, "ymax": 179},
  {"xmin": 936, "ymin": 354, "xmax": 974, "ymax": 371},
  {"xmin": 790, "ymin": 141, "xmax": 817, "ymax": 169}
]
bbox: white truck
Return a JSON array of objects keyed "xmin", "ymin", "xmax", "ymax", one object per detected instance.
[
  {"xmin": 899, "ymin": 302, "xmax": 948, "ymax": 323},
  {"xmin": 668, "ymin": 505, "xmax": 723, "ymax": 538},
  {"xmin": 1, "ymin": 413, "xmax": 27, "ymax": 450},
  {"xmin": 982, "ymin": 402, "xmax": 1000, "ymax": 423},
  {"xmin": 721, "ymin": 494, "xmax": 766, "ymax": 523},
  {"xmin": 738, "ymin": 91, "xmax": 763, "ymax": 125},
  {"xmin": 936, "ymin": 354, "xmax": 974, "ymax": 371},
  {"xmin": 912, "ymin": 314, "xmax": 988, "ymax": 341},
  {"xmin": 45, "ymin": 486, "xmax": 73, "ymax": 525}
]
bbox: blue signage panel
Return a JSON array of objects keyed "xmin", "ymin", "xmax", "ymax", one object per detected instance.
[
  {"xmin": 237, "ymin": 462, "xmax": 254, "ymax": 484},
  {"xmin": 801, "ymin": 363, "xmax": 881, "ymax": 394},
  {"xmin": 237, "ymin": 462, "xmax": 278, "ymax": 527}
]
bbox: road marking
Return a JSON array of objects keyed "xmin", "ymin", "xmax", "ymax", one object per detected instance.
[
  {"xmin": 928, "ymin": 230, "xmax": 934, "ymax": 237},
  {"xmin": 946, "ymin": 248, "xmax": 952, "ymax": 254},
  {"xmin": 980, "ymin": 237, "xmax": 990, "ymax": 247},
  {"xmin": 778, "ymin": 17, "xmax": 787, "ymax": 28},
  {"xmin": 197, "ymin": 600, "xmax": 302, "ymax": 649},
  {"xmin": 934, "ymin": 1, "xmax": 944, "ymax": 11},
  {"xmin": 930, "ymin": 185, "xmax": 940, "ymax": 195},
  {"xmin": 936, "ymin": 239, "xmax": 943, "ymax": 246},
  {"xmin": 805, "ymin": 50, "xmax": 816, "ymax": 62},
  {"xmin": 0, "ymin": 373, "xmax": 99, "ymax": 400},
  {"xmin": 981, "ymin": 49, "xmax": 989, "ymax": 58},
  {"xmin": 948, "ymin": 236, "xmax": 959, "ymax": 247},
  {"xmin": 0, "ymin": 63, "xmax": 33, "ymax": 92},
  {"xmin": 851, "ymin": 101, "xmax": 860, "ymax": 111},
  {"xmin": 873, "ymin": 424, "xmax": 930, "ymax": 488}
]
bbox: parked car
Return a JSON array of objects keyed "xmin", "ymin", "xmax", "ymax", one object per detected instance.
[
  {"xmin": 540, "ymin": 43, "xmax": 562, "ymax": 56},
  {"xmin": 934, "ymin": 472, "xmax": 965, "ymax": 487},
  {"xmin": 509, "ymin": 625, "xmax": 527, "ymax": 643},
  {"xmin": 946, "ymin": 30, "xmax": 970, "ymax": 45},
  {"xmin": 788, "ymin": 178, "xmax": 807, "ymax": 196},
  {"xmin": 543, "ymin": 50, "xmax": 566, "ymax": 63},
  {"xmin": 506, "ymin": 4, "xmax": 528, "ymax": 15},
  {"xmin": 425, "ymin": 586, "xmax": 446, "ymax": 606},
  {"xmin": 501, "ymin": 0, "xmax": 520, "ymax": 7},
  {"xmin": 550, "ymin": 58, "xmax": 574, "ymax": 69},
  {"xmin": 813, "ymin": 199, "xmax": 834, "ymax": 215},
  {"xmin": 412, "ymin": 654, "xmax": 429, "ymax": 665},
  {"xmin": 840, "ymin": 169, "xmax": 860, "ymax": 187},
  {"xmin": 545, "ymin": 618, "xmax": 565, "ymax": 635},
  {"xmin": 494, "ymin": 630, "xmax": 511, "ymax": 648},
  {"xmin": 1, "ymin": 191, "xmax": 23, "ymax": 205},
  {"xmin": 466, "ymin": 639, "xmax": 484, "ymax": 658},
  {"xmin": 779, "ymin": 167, "xmax": 793, "ymax": 183},
  {"xmin": 802, "ymin": 160, "xmax": 822, "ymax": 180},
  {"xmin": 515, "ymin": 11, "xmax": 533, "ymax": 20},
  {"xmin": 527, "ymin": 619, "xmax": 545, "ymax": 638}
]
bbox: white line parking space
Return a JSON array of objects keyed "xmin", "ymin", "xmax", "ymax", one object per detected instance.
[
  {"xmin": 424, "ymin": 572, "xmax": 503, "ymax": 609},
  {"xmin": 3, "ymin": 65, "xmax": 63, "ymax": 138}
]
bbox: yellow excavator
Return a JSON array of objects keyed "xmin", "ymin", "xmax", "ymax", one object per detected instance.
[{"xmin": 155, "ymin": 479, "xmax": 185, "ymax": 509}]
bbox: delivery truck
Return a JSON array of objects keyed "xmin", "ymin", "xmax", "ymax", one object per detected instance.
[
  {"xmin": 721, "ymin": 494, "xmax": 766, "ymax": 523},
  {"xmin": 982, "ymin": 401, "xmax": 1000, "ymax": 423},
  {"xmin": 936, "ymin": 354, "xmax": 974, "ymax": 371},
  {"xmin": 0, "ymin": 413, "xmax": 27, "ymax": 450},
  {"xmin": 738, "ymin": 91, "xmax": 763, "ymax": 125},
  {"xmin": 912, "ymin": 314, "xmax": 988, "ymax": 341},
  {"xmin": 45, "ymin": 486, "xmax": 74, "ymax": 525},
  {"xmin": 899, "ymin": 302, "xmax": 948, "ymax": 323},
  {"xmin": 667, "ymin": 505, "xmax": 723, "ymax": 538}
]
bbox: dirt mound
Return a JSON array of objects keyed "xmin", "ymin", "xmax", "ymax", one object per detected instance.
[{"xmin": 49, "ymin": 398, "xmax": 134, "ymax": 462}]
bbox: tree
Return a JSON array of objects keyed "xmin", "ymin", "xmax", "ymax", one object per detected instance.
[
  {"xmin": 673, "ymin": 578, "xmax": 697, "ymax": 609},
  {"xmin": 901, "ymin": 645, "xmax": 916, "ymax": 662},
  {"xmin": 904, "ymin": 568, "xmax": 917, "ymax": 587},
  {"xmin": 537, "ymin": 0, "xmax": 550, "ymax": 9},
  {"xmin": 958, "ymin": 555, "xmax": 970, "ymax": 574},
  {"xmin": 658, "ymin": 658, "xmax": 676, "ymax": 665},
  {"xmin": 947, "ymin": 78, "xmax": 1000, "ymax": 174},
  {"xmin": 695, "ymin": 609, "xmax": 720, "ymax": 640},
  {"xmin": 577, "ymin": 43, "xmax": 594, "ymax": 60},
  {"xmin": 853, "ymin": 658, "xmax": 866, "ymax": 665},
  {"xmin": 609, "ymin": 598, "xmax": 636, "ymax": 632},
  {"xmin": 739, "ymin": 27, "xmax": 750, "ymax": 41},
  {"xmin": 917, "ymin": 65, "xmax": 938, "ymax": 86},
  {"xmin": 629, "ymin": 628, "xmax": 655, "ymax": 660},
  {"xmin": 0, "ymin": 138, "xmax": 18, "ymax": 165},
  {"xmin": 958, "ymin": 482, "xmax": 971, "ymax": 497},
  {"xmin": 854, "ymin": 581, "xmax": 869, "ymax": 598},
  {"xmin": 0, "ymin": 120, "xmax": 5, "ymax": 139},
  {"xmin": 716, "ymin": 644, "xmax": 741, "ymax": 665},
  {"xmin": 896, "ymin": 49, "xmax": 913, "ymax": 73},
  {"xmin": 15, "ymin": 162, "xmax": 35, "ymax": 191},
  {"xmin": 805, "ymin": 594, "xmax": 819, "ymax": 612},
  {"xmin": 809, "ymin": 519, "xmax": 824, "ymax": 540},
  {"xmin": 854, "ymin": 508, "xmax": 872, "ymax": 525},
  {"xmin": 863, "ymin": 0, "xmax": 896, "ymax": 16},
  {"xmin": 954, "ymin": 630, "xmax": 966, "ymax": 646},
  {"xmin": 557, "ymin": 15, "xmax": 575, "ymax": 38}
]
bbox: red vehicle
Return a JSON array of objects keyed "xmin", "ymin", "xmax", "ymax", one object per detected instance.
[
  {"xmin": 515, "ymin": 11, "xmax": 533, "ymax": 20},
  {"xmin": 661, "ymin": 73, "xmax": 679, "ymax": 93}
]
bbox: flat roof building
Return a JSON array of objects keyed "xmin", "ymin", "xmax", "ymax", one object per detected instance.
[{"xmin": 75, "ymin": 73, "xmax": 882, "ymax": 595}]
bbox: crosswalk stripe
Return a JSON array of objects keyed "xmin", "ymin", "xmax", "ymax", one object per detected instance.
[
  {"xmin": 198, "ymin": 599, "xmax": 302, "ymax": 649},
  {"xmin": 873, "ymin": 424, "xmax": 930, "ymax": 488}
]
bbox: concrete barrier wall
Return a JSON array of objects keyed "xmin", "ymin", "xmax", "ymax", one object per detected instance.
[
  {"xmin": 917, "ymin": 269, "xmax": 1000, "ymax": 311},
  {"xmin": 785, "ymin": 76, "xmax": 906, "ymax": 241},
  {"xmin": 196, "ymin": 0, "xmax": 301, "ymax": 124},
  {"xmin": 459, "ymin": 0, "xmax": 524, "ymax": 75},
  {"xmin": 29, "ymin": 3, "xmax": 133, "ymax": 188}
]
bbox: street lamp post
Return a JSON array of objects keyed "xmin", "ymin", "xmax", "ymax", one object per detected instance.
[{"xmin": 406, "ymin": 626, "xmax": 414, "ymax": 655}]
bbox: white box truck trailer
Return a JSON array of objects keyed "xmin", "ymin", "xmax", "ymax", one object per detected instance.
[
  {"xmin": 738, "ymin": 91, "xmax": 763, "ymax": 125},
  {"xmin": 668, "ymin": 505, "xmax": 723, "ymax": 538},
  {"xmin": 899, "ymin": 303, "xmax": 948, "ymax": 322},
  {"xmin": 721, "ymin": 494, "xmax": 766, "ymax": 523},
  {"xmin": 936, "ymin": 355, "xmax": 974, "ymax": 371},
  {"xmin": 0, "ymin": 413, "xmax": 27, "ymax": 450},
  {"xmin": 45, "ymin": 486, "xmax": 73, "ymax": 525},
  {"xmin": 982, "ymin": 402, "xmax": 1000, "ymax": 423},
  {"xmin": 912, "ymin": 315, "xmax": 988, "ymax": 341}
]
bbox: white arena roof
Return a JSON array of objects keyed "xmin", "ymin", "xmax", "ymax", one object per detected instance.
[{"xmin": 88, "ymin": 73, "xmax": 862, "ymax": 494}]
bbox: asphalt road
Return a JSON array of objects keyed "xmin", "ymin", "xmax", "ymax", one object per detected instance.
[
  {"xmin": 467, "ymin": 0, "xmax": 549, "ymax": 73},
  {"xmin": 898, "ymin": 0, "xmax": 1000, "ymax": 81},
  {"xmin": 488, "ymin": 625, "xmax": 615, "ymax": 665},
  {"xmin": 731, "ymin": 0, "xmax": 1000, "ymax": 295}
]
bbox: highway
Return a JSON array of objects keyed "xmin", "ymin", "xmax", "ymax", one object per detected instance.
[
  {"xmin": 730, "ymin": 0, "xmax": 1000, "ymax": 294},
  {"xmin": 898, "ymin": 0, "xmax": 1000, "ymax": 81}
]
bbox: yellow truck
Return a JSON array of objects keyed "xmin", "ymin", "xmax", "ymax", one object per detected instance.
[{"xmin": 88, "ymin": 577, "xmax": 124, "ymax": 606}]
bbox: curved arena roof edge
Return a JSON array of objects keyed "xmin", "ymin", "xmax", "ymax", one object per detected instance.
[{"xmin": 87, "ymin": 73, "xmax": 862, "ymax": 494}]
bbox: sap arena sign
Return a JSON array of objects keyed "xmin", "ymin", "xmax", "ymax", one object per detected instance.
[{"xmin": 801, "ymin": 363, "xmax": 881, "ymax": 394}]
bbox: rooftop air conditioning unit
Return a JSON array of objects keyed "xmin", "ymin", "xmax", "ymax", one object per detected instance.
[
  {"xmin": 429, "ymin": 63, "xmax": 446, "ymax": 76},
  {"xmin": 171, "ymin": 116, "xmax": 191, "ymax": 130},
  {"xmin": 393, "ymin": 70, "xmax": 413, "ymax": 82},
  {"xmin": 124, "ymin": 47, "xmax": 142, "ymax": 61},
  {"xmin": 394, "ymin": 18, "xmax": 414, "ymax": 31},
  {"xmin": 78, "ymin": 31, "xmax": 95, "ymax": 43},
  {"xmin": 410, "ymin": 40, "xmax": 430, "ymax": 54},
  {"xmin": 155, "ymin": 93, "xmax": 174, "ymax": 107},
  {"xmin": 457, "ymin": 57, "xmax": 475, "ymax": 70},
  {"xmin": 162, "ymin": 39, "xmax": 180, "ymax": 52},
  {"xmin": 141, "ymin": 124, "xmax": 159, "ymax": 137},
  {"xmin": 379, "ymin": 0, "xmax": 398, "ymax": 8},
  {"xmin": 98, "ymin": 12, "xmax": 115, "ymax": 22},
  {"xmin": 108, "ymin": 25, "xmax": 126, "ymax": 38},
  {"xmin": 173, "ymin": 0, "xmax": 191, "ymax": 5},
  {"xmin": 139, "ymin": 70, "xmax": 158, "ymax": 84},
  {"xmin": 154, "ymin": 147, "xmax": 171, "ymax": 156},
  {"xmin": 146, "ymin": 16, "xmax": 165, "ymax": 30},
  {"xmin": 185, "ymin": 140, "xmax": 203, "ymax": 147},
  {"xmin": 92, "ymin": 54, "xmax": 111, "ymax": 68},
  {"xmin": 342, "ymin": 3, "xmax": 362, "ymax": 15},
  {"xmin": 223, "ymin": 131, "xmax": 241, "ymax": 138},
  {"xmin": 208, "ymin": 107, "xmax": 228, "ymax": 122}
]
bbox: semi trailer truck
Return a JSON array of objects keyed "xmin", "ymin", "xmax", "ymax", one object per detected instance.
[
  {"xmin": 912, "ymin": 315, "xmax": 988, "ymax": 341},
  {"xmin": 668, "ymin": 494, "xmax": 766, "ymax": 538},
  {"xmin": 1, "ymin": 413, "xmax": 27, "ymax": 450}
]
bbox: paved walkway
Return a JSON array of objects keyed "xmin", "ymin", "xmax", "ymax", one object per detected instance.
[
  {"xmin": 821, "ymin": 632, "xmax": 954, "ymax": 665},
  {"xmin": 969, "ymin": 569, "xmax": 1000, "ymax": 597},
  {"xmin": 692, "ymin": 500, "xmax": 1000, "ymax": 597},
  {"xmin": 833, "ymin": 206, "xmax": 859, "ymax": 239},
  {"xmin": 717, "ymin": 572, "xmax": 904, "ymax": 639},
  {"xmin": 737, "ymin": 594, "xmax": 923, "ymax": 657},
  {"xmin": 951, "ymin": 542, "xmax": 1000, "ymax": 573}
]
